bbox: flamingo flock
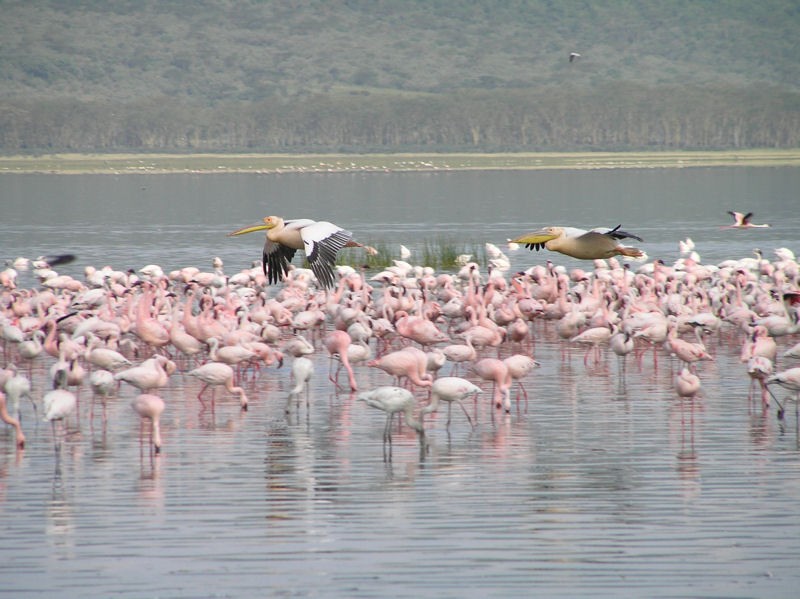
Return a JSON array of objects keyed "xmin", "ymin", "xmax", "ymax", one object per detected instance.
[{"xmin": 2, "ymin": 227, "xmax": 800, "ymax": 462}]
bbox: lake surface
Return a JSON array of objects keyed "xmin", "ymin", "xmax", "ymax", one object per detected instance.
[{"xmin": 1, "ymin": 167, "xmax": 800, "ymax": 598}]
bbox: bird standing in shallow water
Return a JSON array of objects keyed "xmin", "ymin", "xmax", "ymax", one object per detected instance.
[
  {"xmin": 766, "ymin": 367, "xmax": 800, "ymax": 420},
  {"xmin": 358, "ymin": 386, "xmax": 426, "ymax": 461},
  {"xmin": 131, "ymin": 393, "xmax": 165, "ymax": 455},
  {"xmin": 188, "ymin": 362, "xmax": 249, "ymax": 412},
  {"xmin": 0, "ymin": 390, "xmax": 25, "ymax": 449},
  {"xmin": 422, "ymin": 377, "xmax": 481, "ymax": 429},
  {"xmin": 287, "ymin": 356, "xmax": 314, "ymax": 414},
  {"xmin": 512, "ymin": 225, "xmax": 644, "ymax": 260},
  {"xmin": 44, "ymin": 369, "xmax": 77, "ymax": 461},
  {"xmin": 674, "ymin": 367, "xmax": 702, "ymax": 398},
  {"xmin": 228, "ymin": 215, "xmax": 376, "ymax": 289}
]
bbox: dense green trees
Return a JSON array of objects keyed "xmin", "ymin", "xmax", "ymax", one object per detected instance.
[
  {"xmin": 1, "ymin": 1, "xmax": 798, "ymax": 152},
  {"xmin": 3, "ymin": 85, "xmax": 797, "ymax": 152}
]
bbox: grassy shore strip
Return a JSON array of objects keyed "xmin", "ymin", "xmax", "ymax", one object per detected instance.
[{"xmin": 1, "ymin": 150, "xmax": 799, "ymax": 174}]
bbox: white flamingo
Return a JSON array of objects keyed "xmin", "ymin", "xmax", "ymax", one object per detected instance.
[
  {"xmin": 422, "ymin": 376, "xmax": 481, "ymax": 429},
  {"xmin": 358, "ymin": 386, "xmax": 426, "ymax": 460}
]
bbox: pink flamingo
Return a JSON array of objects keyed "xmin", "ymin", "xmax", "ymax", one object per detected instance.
[
  {"xmin": 570, "ymin": 325, "xmax": 613, "ymax": 365},
  {"xmin": 740, "ymin": 325, "xmax": 777, "ymax": 363},
  {"xmin": 169, "ymin": 302, "xmax": 204, "ymax": 367},
  {"xmin": 503, "ymin": 354, "xmax": 540, "ymax": 406},
  {"xmin": 367, "ymin": 347, "xmax": 433, "ymax": 389},
  {"xmin": 323, "ymin": 330, "xmax": 358, "ymax": 391},
  {"xmin": 84, "ymin": 333, "xmax": 131, "ymax": 371},
  {"xmin": 674, "ymin": 367, "xmax": 702, "ymax": 398},
  {"xmin": 131, "ymin": 393, "xmax": 165, "ymax": 455},
  {"xmin": 188, "ymin": 362, "xmax": 249, "ymax": 411},
  {"xmin": 747, "ymin": 356, "xmax": 773, "ymax": 407},
  {"xmin": 441, "ymin": 333, "xmax": 476, "ymax": 375},
  {"xmin": 133, "ymin": 284, "xmax": 171, "ymax": 351},
  {"xmin": 114, "ymin": 355, "xmax": 175, "ymax": 393},
  {"xmin": 471, "ymin": 358, "xmax": 512, "ymax": 413},
  {"xmin": 766, "ymin": 367, "xmax": 800, "ymax": 420},
  {"xmin": 0, "ymin": 390, "xmax": 25, "ymax": 449},
  {"xmin": 723, "ymin": 211, "xmax": 770, "ymax": 229},
  {"xmin": 666, "ymin": 320, "xmax": 713, "ymax": 372},
  {"xmin": 394, "ymin": 312, "xmax": 449, "ymax": 348}
]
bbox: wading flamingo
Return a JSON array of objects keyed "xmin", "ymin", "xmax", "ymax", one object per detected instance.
[
  {"xmin": 0, "ymin": 390, "xmax": 25, "ymax": 449},
  {"xmin": 358, "ymin": 386, "xmax": 426, "ymax": 461},
  {"xmin": 421, "ymin": 376, "xmax": 481, "ymax": 429},
  {"xmin": 188, "ymin": 362, "xmax": 249, "ymax": 411},
  {"xmin": 286, "ymin": 356, "xmax": 314, "ymax": 413},
  {"xmin": 131, "ymin": 393, "xmax": 165, "ymax": 455}
]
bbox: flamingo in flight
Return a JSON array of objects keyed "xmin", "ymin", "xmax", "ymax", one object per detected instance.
[
  {"xmin": 228, "ymin": 215, "xmax": 376, "ymax": 289},
  {"xmin": 724, "ymin": 211, "xmax": 770, "ymax": 229}
]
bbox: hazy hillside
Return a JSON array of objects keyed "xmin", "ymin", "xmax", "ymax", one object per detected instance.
[{"xmin": 1, "ymin": 0, "xmax": 799, "ymax": 152}]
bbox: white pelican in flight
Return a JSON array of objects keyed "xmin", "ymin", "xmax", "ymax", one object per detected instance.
[
  {"xmin": 512, "ymin": 224, "xmax": 644, "ymax": 260},
  {"xmin": 229, "ymin": 216, "xmax": 376, "ymax": 289}
]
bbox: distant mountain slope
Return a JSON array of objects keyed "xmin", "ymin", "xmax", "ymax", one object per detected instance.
[
  {"xmin": 1, "ymin": 1, "xmax": 798, "ymax": 152},
  {"xmin": 2, "ymin": 0, "xmax": 798, "ymax": 103}
]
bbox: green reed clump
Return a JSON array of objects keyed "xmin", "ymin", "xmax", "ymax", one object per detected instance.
[
  {"xmin": 334, "ymin": 239, "xmax": 395, "ymax": 270},
  {"xmin": 328, "ymin": 237, "xmax": 487, "ymax": 274},
  {"xmin": 421, "ymin": 237, "xmax": 486, "ymax": 271}
]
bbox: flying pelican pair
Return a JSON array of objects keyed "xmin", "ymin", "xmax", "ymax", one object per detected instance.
[{"xmin": 231, "ymin": 216, "xmax": 646, "ymax": 287}]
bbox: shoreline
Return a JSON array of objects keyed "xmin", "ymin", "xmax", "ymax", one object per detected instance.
[{"xmin": 1, "ymin": 149, "xmax": 799, "ymax": 174}]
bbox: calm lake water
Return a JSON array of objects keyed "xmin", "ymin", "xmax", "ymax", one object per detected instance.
[{"xmin": 1, "ymin": 167, "xmax": 800, "ymax": 598}]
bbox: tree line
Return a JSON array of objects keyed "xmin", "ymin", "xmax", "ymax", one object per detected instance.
[{"xmin": 2, "ymin": 83, "xmax": 799, "ymax": 153}]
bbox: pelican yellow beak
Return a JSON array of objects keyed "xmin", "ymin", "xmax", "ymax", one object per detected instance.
[
  {"xmin": 511, "ymin": 228, "xmax": 558, "ymax": 245},
  {"xmin": 227, "ymin": 217, "xmax": 271, "ymax": 236}
]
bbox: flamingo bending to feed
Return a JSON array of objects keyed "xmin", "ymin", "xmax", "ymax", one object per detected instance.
[
  {"xmin": 228, "ymin": 215, "xmax": 376, "ymax": 289},
  {"xmin": 766, "ymin": 367, "xmax": 800, "ymax": 420},
  {"xmin": 422, "ymin": 377, "xmax": 481, "ymax": 429},
  {"xmin": 131, "ymin": 393, "xmax": 165, "ymax": 455},
  {"xmin": 358, "ymin": 386, "xmax": 426, "ymax": 460},
  {"xmin": 503, "ymin": 354, "xmax": 541, "ymax": 405},
  {"xmin": 323, "ymin": 330, "xmax": 358, "ymax": 392},
  {"xmin": 512, "ymin": 225, "xmax": 644, "ymax": 260},
  {"xmin": 287, "ymin": 356, "xmax": 315, "ymax": 413},
  {"xmin": 367, "ymin": 348, "xmax": 433, "ymax": 389},
  {"xmin": 0, "ymin": 390, "xmax": 25, "ymax": 449},
  {"xmin": 188, "ymin": 362, "xmax": 249, "ymax": 411},
  {"xmin": 471, "ymin": 358, "xmax": 512, "ymax": 413}
]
